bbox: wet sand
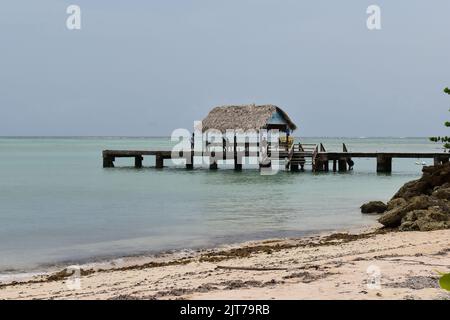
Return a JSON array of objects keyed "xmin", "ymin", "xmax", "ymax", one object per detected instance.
[{"xmin": 1, "ymin": 226, "xmax": 449, "ymax": 300}]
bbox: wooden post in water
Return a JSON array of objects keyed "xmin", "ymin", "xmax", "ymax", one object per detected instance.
[
  {"xmin": 134, "ymin": 156, "xmax": 143, "ymax": 168},
  {"xmin": 320, "ymin": 153, "xmax": 329, "ymax": 172},
  {"xmin": 210, "ymin": 151, "xmax": 218, "ymax": 170},
  {"xmin": 244, "ymin": 142, "xmax": 249, "ymax": 157},
  {"xmin": 223, "ymin": 138, "xmax": 227, "ymax": 161},
  {"xmin": 186, "ymin": 150, "xmax": 194, "ymax": 170},
  {"xmin": 234, "ymin": 136, "xmax": 242, "ymax": 171},
  {"xmin": 103, "ymin": 156, "xmax": 115, "ymax": 168},
  {"xmin": 341, "ymin": 143, "xmax": 351, "ymax": 172},
  {"xmin": 155, "ymin": 154, "xmax": 164, "ymax": 168},
  {"xmin": 433, "ymin": 155, "xmax": 449, "ymax": 166},
  {"xmin": 235, "ymin": 159, "xmax": 242, "ymax": 171},
  {"xmin": 316, "ymin": 159, "xmax": 326, "ymax": 171},
  {"xmin": 291, "ymin": 163, "xmax": 299, "ymax": 172},
  {"xmin": 376, "ymin": 155, "xmax": 392, "ymax": 173},
  {"xmin": 433, "ymin": 156, "xmax": 441, "ymax": 166},
  {"xmin": 338, "ymin": 158, "xmax": 347, "ymax": 172}
]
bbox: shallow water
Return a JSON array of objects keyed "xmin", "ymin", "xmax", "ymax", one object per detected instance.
[{"xmin": 0, "ymin": 137, "xmax": 443, "ymax": 272}]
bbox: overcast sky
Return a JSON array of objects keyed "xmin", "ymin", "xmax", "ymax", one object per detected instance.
[{"xmin": 1, "ymin": 0, "xmax": 449, "ymax": 137}]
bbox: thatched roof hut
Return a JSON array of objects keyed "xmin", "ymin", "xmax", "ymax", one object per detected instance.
[{"xmin": 201, "ymin": 104, "xmax": 297, "ymax": 133}]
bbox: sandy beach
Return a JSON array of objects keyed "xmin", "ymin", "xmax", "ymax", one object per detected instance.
[{"xmin": 1, "ymin": 225, "xmax": 449, "ymax": 300}]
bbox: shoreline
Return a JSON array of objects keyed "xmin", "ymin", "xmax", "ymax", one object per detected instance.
[
  {"xmin": 1, "ymin": 224, "xmax": 449, "ymax": 300},
  {"xmin": 0, "ymin": 224, "xmax": 375, "ymax": 284},
  {"xmin": 0, "ymin": 225, "xmax": 362, "ymax": 284}
]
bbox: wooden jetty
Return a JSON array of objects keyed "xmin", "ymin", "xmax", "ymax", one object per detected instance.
[
  {"xmin": 102, "ymin": 143, "xmax": 449, "ymax": 173},
  {"xmin": 102, "ymin": 104, "xmax": 449, "ymax": 173}
]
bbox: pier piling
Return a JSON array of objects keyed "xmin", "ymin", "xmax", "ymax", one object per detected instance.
[
  {"xmin": 185, "ymin": 151, "xmax": 194, "ymax": 169},
  {"xmin": 102, "ymin": 149, "xmax": 450, "ymax": 173},
  {"xmin": 209, "ymin": 152, "xmax": 218, "ymax": 170},
  {"xmin": 234, "ymin": 157, "xmax": 242, "ymax": 171},
  {"xmin": 155, "ymin": 155, "xmax": 164, "ymax": 168},
  {"xmin": 338, "ymin": 158, "xmax": 347, "ymax": 172},
  {"xmin": 434, "ymin": 155, "xmax": 449, "ymax": 166},
  {"xmin": 134, "ymin": 156, "xmax": 143, "ymax": 168},
  {"xmin": 376, "ymin": 155, "xmax": 392, "ymax": 173},
  {"xmin": 103, "ymin": 156, "xmax": 114, "ymax": 168}
]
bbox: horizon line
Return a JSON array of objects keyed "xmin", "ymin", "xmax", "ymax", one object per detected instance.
[{"xmin": 0, "ymin": 135, "xmax": 432, "ymax": 139}]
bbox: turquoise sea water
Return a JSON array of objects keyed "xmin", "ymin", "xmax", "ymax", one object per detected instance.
[{"xmin": 0, "ymin": 137, "xmax": 444, "ymax": 273}]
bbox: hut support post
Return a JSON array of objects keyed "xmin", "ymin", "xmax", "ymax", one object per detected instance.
[
  {"xmin": 210, "ymin": 160, "xmax": 218, "ymax": 170},
  {"xmin": 234, "ymin": 136, "xmax": 242, "ymax": 171},
  {"xmin": 290, "ymin": 163, "xmax": 299, "ymax": 172},
  {"xmin": 186, "ymin": 151, "xmax": 194, "ymax": 169},
  {"xmin": 210, "ymin": 152, "xmax": 218, "ymax": 170},
  {"xmin": 223, "ymin": 138, "xmax": 227, "ymax": 161},
  {"xmin": 134, "ymin": 156, "xmax": 143, "ymax": 168},
  {"xmin": 376, "ymin": 155, "xmax": 392, "ymax": 173},
  {"xmin": 332, "ymin": 160, "xmax": 337, "ymax": 172},
  {"xmin": 234, "ymin": 158, "xmax": 242, "ymax": 171}
]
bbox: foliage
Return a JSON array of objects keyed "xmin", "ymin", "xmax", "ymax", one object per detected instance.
[
  {"xmin": 438, "ymin": 272, "xmax": 450, "ymax": 291},
  {"xmin": 429, "ymin": 88, "xmax": 450, "ymax": 150}
]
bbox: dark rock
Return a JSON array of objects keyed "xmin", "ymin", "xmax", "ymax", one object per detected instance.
[
  {"xmin": 378, "ymin": 195, "xmax": 432, "ymax": 228},
  {"xmin": 387, "ymin": 198, "xmax": 407, "ymax": 211},
  {"xmin": 432, "ymin": 187, "xmax": 450, "ymax": 200},
  {"xmin": 417, "ymin": 220, "xmax": 450, "ymax": 231},
  {"xmin": 392, "ymin": 162, "xmax": 450, "ymax": 200},
  {"xmin": 361, "ymin": 201, "xmax": 387, "ymax": 214},
  {"xmin": 375, "ymin": 162, "xmax": 450, "ymax": 231},
  {"xmin": 398, "ymin": 221, "xmax": 419, "ymax": 231},
  {"xmin": 378, "ymin": 205, "xmax": 408, "ymax": 228},
  {"xmin": 400, "ymin": 207, "xmax": 450, "ymax": 231}
]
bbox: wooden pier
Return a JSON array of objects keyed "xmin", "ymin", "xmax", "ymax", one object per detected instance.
[
  {"xmin": 103, "ymin": 143, "xmax": 449, "ymax": 173},
  {"xmin": 102, "ymin": 150, "xmax": 172, "ymax": 169},
  {"xmin": 313, "ymin": 151, "xmax": 449, "ymax": 172}
]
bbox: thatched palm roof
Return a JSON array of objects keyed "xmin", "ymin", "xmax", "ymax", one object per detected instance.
[{"xmin": 201, "ymin": 104, "xmax": 297, "ymax": 133}]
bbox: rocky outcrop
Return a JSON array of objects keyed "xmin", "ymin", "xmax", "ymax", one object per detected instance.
[
  {"xmin": 376, "ymin": 162, "xmax": 450, "ymax": 231},
  {"xmin": 360, "ymin": 201, "xmax": 387, "ymax": 214},
  {"xmin": 392, "ymin": 163, "xmax": 450, "ymax": 200}
]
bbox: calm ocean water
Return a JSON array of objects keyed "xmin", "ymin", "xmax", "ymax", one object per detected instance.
[{"xmin": 0, "ymin": 137, "xmax": 444, "ymax": 273}]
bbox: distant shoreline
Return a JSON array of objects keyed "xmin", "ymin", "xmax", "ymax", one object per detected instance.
[{"xmin": 0, "ymin": 136, "xmax": 433, "ymax": 139}]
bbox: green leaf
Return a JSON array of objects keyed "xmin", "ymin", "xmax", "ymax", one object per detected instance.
[
  {"xmin": 439, "ymin": 273, "xmax": 450, "ymax": 291},
  {"xmin": 431, "ymin": 87, "xmax": 450, "ymax": 150}
]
